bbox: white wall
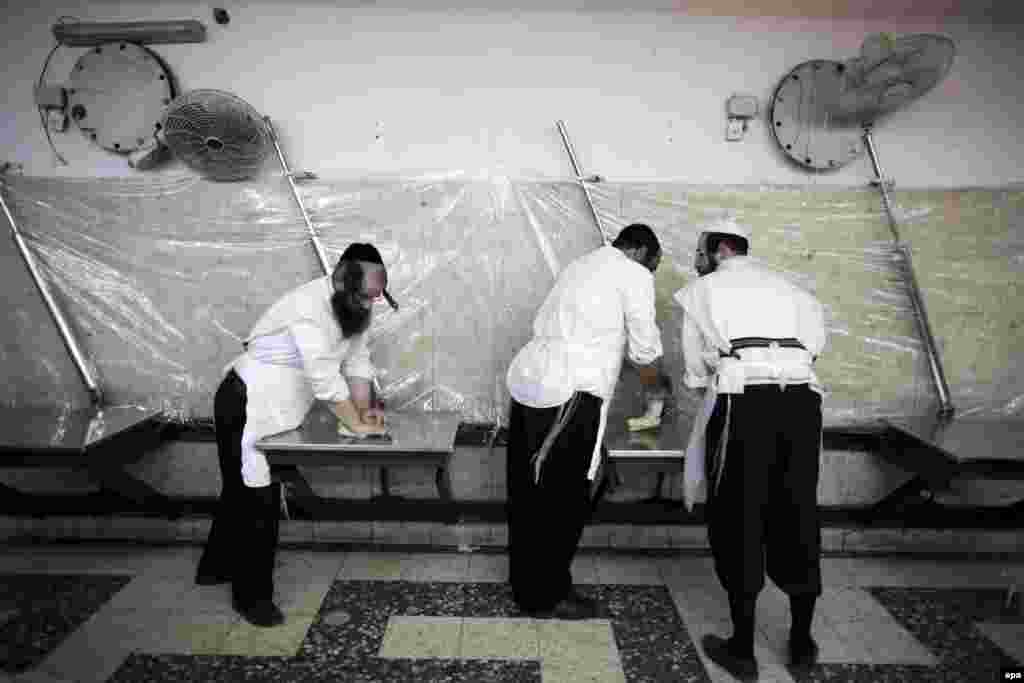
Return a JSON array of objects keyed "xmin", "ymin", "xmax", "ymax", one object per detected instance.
[{"xmin": 2, "ymin": 1, "xmax": 1022, "ymax": 187}]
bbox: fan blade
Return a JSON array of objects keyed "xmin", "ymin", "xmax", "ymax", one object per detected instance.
[{"xmin": 829, "ymin": 34, "xmax": 955, "ymax": 122}]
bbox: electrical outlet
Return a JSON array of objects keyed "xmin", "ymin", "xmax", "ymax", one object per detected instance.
[
  {"xmin": 47, "ymin": 109, "xmax": 68, "ymax": 133},
  {"xmin": 726, "ymin": 119, "xmax": 745, "ymax": 141}
]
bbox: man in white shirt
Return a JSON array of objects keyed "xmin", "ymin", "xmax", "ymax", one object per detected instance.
[
  {"xmin": 674, "ymin": 220, "xmax": 826, "ymax": 680},
  {"xmin": 195, "ymin": 243, "xmax": 392, "ymax": 627},
  {"xmin": 505, "ymin": 224, "xmax": 668, "ymax": 619}
]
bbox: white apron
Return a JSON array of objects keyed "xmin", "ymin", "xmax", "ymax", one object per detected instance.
[
  {"xmin": 226, "ymin": 352, "xmax": 315, "ymax": 488},
  {"xmin": 683, "ymin": 353, "xmax": 744, "ymax": 512},
  {"xmin": 683, "ymin": 384, "xmax": 716, "ymax": 512},
  {"xmin": 587, "ymin": 401, "xmax": 610, "ymax": 481},
  {"xmin": 511, "ymin": 337, "xmax": 617, "ymax": 485}
]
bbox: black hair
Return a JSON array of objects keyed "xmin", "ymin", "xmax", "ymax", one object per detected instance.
[
  {"xmin": 705, "ymin": 233, "xmax": 749, "ymax": 255},
  {"xmin": 340, "ymin": 259, "xmax": 364, "ymax": 293},
  {"xmin": 612, "ymin": 223, "xmax": 661, "ymax": 257},
  {"xmin": 333, "ymin": 242, "xmax": 386, "ymax": 290},
  {"xmin": 339, "ymin": 242, "xmax": 384, "ymax": 265}
]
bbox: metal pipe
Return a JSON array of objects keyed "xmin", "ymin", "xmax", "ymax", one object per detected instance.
[
  {"xmin": 863, "ymin": 130, "xmax": 902, "ymax": 244},
  {"xmin": 0, "ymin": 180, "xmax": 103, "ymax": 405},
  {"xmin": 264, "ymin": 116, "xmax": 332, "ymax": 277},
  {"xmin": 556, "ymin": 120, "xmax": 609, "ymax": 246},
  {"xmin": 263, "ymin": 118, "xmax": 389, "ymax": 401},
  {"xmin": 53, "ymin": 20, "xmax": 207, "ymax": 46},
  {"xmin": 863, "ymin": 127, "xmax": 954, "ymax": 417}
]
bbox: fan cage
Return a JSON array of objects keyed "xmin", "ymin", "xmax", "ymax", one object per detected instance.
[{"xmin": 159, "ymin": 89, "xmax": 272, "ymax": 181}]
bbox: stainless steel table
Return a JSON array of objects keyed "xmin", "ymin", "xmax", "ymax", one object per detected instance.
[
  {"xmin": 256, "ymin": 403, "xmax": 462, "ymax": 504},
  {"xmin": 871, "ymin": 415, "xmax": 1024, "ymax": 517},
  {"xmin": 601, "ymin": 408, "xmax": 693, "ymax": 502},
  {"xmin": 604, "ymin": 413, "xmax": 690, "ymax": 463},
  {"xmin": 884, "ymin": 416, "xmax": 1024, "ymax": 466},
  {"xmin": 0, "ymin": 405, "xmax": 168, "ymax": 508}
]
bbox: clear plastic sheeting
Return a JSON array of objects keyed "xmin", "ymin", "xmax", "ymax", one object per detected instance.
[{"xmin": 1, "ymin": 171, "xmax": 1021, "ymax": 428}]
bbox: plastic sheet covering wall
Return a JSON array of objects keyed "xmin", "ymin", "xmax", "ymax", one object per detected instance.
[{"xmin": 1, "ymin": 171, "xmax": 1021, "ymax": 428}]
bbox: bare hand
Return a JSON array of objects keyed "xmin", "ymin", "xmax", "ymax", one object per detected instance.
[
  {"xmin": 332, "ymin": 400, "xmax": 386, "ymax": 435},
  {"xmin": 361, "ymin": 407, "xmax": 386, "ymax": 428},
  {"xmin": 637, "ymin": 364, "xmax": 660, "ymax": 387}
]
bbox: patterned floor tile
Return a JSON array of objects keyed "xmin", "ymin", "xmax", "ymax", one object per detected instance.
[
  {"xmin": 974, "ymin": 622, "xmax": 1024, "ymax": 665},
  {"xmin": 11, "ymin": 548, "xmax": 1021, "ymax": 683},
  {"xmin": 0, "ymin": 574, "xmax": 130, "ymax": 674},
  {"xmin": 378, "ymin": 615, "xmax": 464, "ymax": 659},
  {"xmin": 460, "ymin": 617, "xmax": 540, "ymax": 659},
  {"xmin": 110, "ymin": 580, "xmax": 708, "ymax": 682},
  {"xmin": 790, "ymin": 588, "xmax": 1023, "ymax": 682}
]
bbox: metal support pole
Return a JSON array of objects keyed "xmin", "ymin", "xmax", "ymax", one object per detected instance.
[
  {"xmin": 264, "ymin": 116, "xmax": 332, "ymax": 277},
  {"xmin": 863, "ymin": 126, "xmax": 954, "ymax": 418},
  {"xmin": 263, "ymin": 118, "xmax": 387, "ymax": 400},
  {"xmin": 0, "ymin": 178, "xmax": 103, "ymax": 405},
  {"xmin": 556, "ymin": 120, "xmax": 609, "ymax": 246}
]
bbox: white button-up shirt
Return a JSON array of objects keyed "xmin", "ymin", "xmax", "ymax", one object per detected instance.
[
  {"xmin": 242, "ymin": 276, "xmax": 375, "ymax": 400},
  {"xmin": 227, "ymin": 276, "xmax": 375, "ymax": 487},
  {"xmin": 507, "ymin": 245, "xmax": 663, "ymax": 408},
  {"xmin": 673, "ymin": 255, "xmax": 826, "ymax": 393}
]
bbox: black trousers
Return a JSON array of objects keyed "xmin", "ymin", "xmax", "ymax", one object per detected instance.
[
  {"xmin": 506, "ymin": 393, "xmax": 602, "ymax": 612},
  {"xmin": 705, "ymin": 384, "xmax": 823, "ymax": 599},
  {"xmin": 195, "ymin": 369, "xmax": 281, "ymax": 605}
]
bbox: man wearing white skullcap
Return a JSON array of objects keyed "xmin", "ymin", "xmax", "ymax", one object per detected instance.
[{"xmin": 674, "ymin": 218, "xmax": 827, "ymax": 680}]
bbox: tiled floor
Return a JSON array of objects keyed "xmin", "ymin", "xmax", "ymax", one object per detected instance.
[{"xmin": 0, "ymin": 544, "xmax": 1021, "ymax": 682}]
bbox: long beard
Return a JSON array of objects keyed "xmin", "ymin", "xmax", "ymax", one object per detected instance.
[{"xmin": 331, "ymin": 291, "xmax": 372, "ymax": 338}]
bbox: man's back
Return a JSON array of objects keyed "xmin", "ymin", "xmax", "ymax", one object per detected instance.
[
  {"xmin": 534, "ymin": 247, "xmax": 634, "ymax": 346},
  {"xmin": 683, "ymin": 256, "xmax": 826, "ymax": 357},
  {"xmin": 508, "ymin": 245, "xmax": 662, "ymax": 408}
]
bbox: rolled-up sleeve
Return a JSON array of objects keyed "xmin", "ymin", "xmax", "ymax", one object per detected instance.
[
  {"xmin": 291, "ymin": 320, "xmax": 351, "ymax": 402},
  {"xmin": 622, "ymin": 274, "xmax": 663, "ymax": 366},
  {"xmin": 343, "ymin": 333, "xmax": 375, "ymax": 380}
]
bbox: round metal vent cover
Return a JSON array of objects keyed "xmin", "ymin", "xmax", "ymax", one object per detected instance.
[
  {"xmin": 67, "ymin": 42, "xmax": 175, "ymax": 154},
  {"xmin": 768, "ymin": 59, "xmax": 865, "ymax": 171}
]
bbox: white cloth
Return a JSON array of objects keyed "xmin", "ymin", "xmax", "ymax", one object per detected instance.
[
  {"xmin": 588, "ymin": 401, "xmax": 610, "ymax": 480},
  {"xmin": 674, "ymin": 256, "xmax": 827, "ymax": 510},
  {"xmin": 507, "ymin": 245, "xmax": 663, "ymax": 479},
  {"xmin": 683, "ymin": 386, "xmax": 716, "ymax": 512},
  {"xmin": 225, "ymin": 276, "xmax": 376, "ymax": 487}
]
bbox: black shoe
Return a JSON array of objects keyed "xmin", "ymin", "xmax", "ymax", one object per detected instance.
[
  {"xmin": 517, "ymin": 596, "xmax": 597, "ymax": 620},
  {"xmin": 789, "ymin": 637, "xmax": 819, "ymax": 670},
  {"xmin": 232, "ymin": 598, "xmax": 285, "ymax": 627},
  {"xmin": 551, "ymin": 596, "xmax": 599, "ymax": 620},
  {"xmin": 565, "ymin": 588, "xmax": 597, "ymax": 607},
  {"xmin": 195, "ymin": 571, "xmax": 231, "ymax": 586},
  {"xmin": 701, "ymin": 634, "xmax": 758, "ymax": 682}
]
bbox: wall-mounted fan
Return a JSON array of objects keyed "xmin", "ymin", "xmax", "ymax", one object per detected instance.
[
  {"xmin": 768, "ymin": 33, "xmax": 956, "ymax": 171},
  {"xmin": 130, "ymin": 89, "xmax": 273, "ymax": 181},
  {"xmin": 770, "ymin": 33, "xmax": 958, "ymax": 418}
]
